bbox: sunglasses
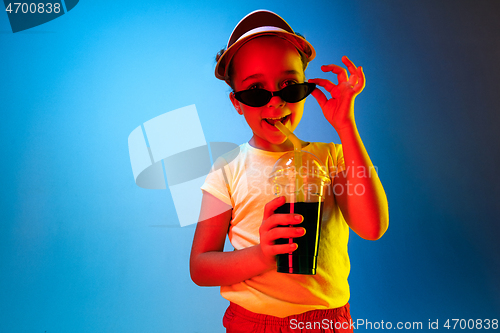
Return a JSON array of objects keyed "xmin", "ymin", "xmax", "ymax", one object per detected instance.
[{"xmin": 233, "ymin": 82, "xmax": 316, "ymax": 107}]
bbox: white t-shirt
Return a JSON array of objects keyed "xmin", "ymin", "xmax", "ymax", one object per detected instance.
[{"xmin": 201, "ymin": 142, "xmax": 350, "ymax": 317}]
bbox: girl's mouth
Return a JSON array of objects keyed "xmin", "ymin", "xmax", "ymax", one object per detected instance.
[{"xmin": 263, "ymin": 114, "xmax": 291, "ymax": 126}]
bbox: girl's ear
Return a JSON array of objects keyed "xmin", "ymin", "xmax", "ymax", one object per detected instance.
[{"xmin": 229, "ymin": 92, "xmax": 243, "ymax": 115}]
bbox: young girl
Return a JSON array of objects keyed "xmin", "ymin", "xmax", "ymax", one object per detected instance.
[{"xmin": 190, "ymin": 10, "xmax": 388, "ymax": 333}]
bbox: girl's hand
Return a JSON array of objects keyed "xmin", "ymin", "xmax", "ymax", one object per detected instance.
[
  {"xmin": 258, "ymin": 196, "xmax": 305, "ymax": 267},
  {"xmin": 308, "ymin": 56, "xmax": 365, "ymax": 132}
]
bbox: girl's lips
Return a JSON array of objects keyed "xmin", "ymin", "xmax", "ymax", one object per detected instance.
[
  {"xmin": 263, "ymin": 114, "xmax": 291, "ymax": 126},
  {"xmin": 262, "ymin": 114, "xmax": 291, "ymax": 131}
]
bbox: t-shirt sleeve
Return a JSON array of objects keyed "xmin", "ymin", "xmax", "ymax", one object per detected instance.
[
  {"xmin": 200, "ymin": 156, "xmax": 233, "ymax": 207},
  {"xmin": 328, "ymin": 142, "xmax": 346, "ymax": 177}
]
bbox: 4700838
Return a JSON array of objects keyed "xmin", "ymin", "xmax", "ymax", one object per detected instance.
[
  {"xmin": 442, "ymin": 319, "xmax": 498, "ymax": 330},
  {"xmin": 5, "ymin": 2, "xmax": 61, "ymax": 14}
]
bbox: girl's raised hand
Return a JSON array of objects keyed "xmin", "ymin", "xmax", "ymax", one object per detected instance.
[{"xmin": 308, "ymin": 56, "xmax": 365, "ymax": 132}]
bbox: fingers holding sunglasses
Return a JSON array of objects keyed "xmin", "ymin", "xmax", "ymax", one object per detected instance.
[
  {"xmin": 310, "ymin": 86, "xmax": 329, "ymax": 109},
  {"xmin": 308, "ymin": 78, "xmax": 341, "ymax": 120},
  {"xmin": 321, "ymin": 57, "xmax": 364, "ymax": 92},
  {"xmin": 309, "ymin": 58, "xmax": 366, "ymax": 131},
  {"xmin": 308, "ymin": 78, "xmax": 340, "ymax": 99},
  {"xmin": 321, "ymin": 64, "xmax": 349, "ymax": 84}
]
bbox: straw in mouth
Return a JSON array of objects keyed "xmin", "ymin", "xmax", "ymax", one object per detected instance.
[
  {"xmin": 274, "ymin": 121, "xmax": 300, "ymax": 151},
  {"xmin": 264, "ymin": 114, "xmax": 290, "ymax": 126},
  {"xmin": 274, "ymin": 121, "xmax": 304, "ymax": 203}
]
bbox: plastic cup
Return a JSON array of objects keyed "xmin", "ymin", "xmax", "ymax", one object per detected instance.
[{"xmin": 268, "ymin": 150, "xmax": 331, "ymax": 275}]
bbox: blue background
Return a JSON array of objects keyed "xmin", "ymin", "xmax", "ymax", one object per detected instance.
[{"xmin": 1, "ymin": 1, "xmax": 499, "ymax": 332}]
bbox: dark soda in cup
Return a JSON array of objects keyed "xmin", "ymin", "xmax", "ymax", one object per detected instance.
[
  {"xmin": 274, "ymin": 201, "xmax": 324, "ymax": 274},
  {"xmin": 268, "ymin": 150, "xmax": 330, "ymax": 275}
]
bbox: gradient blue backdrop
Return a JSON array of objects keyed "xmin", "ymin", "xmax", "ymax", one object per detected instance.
[{"xmin": 1, "ymin": 1, "xmax": 499, "ymax": 332}]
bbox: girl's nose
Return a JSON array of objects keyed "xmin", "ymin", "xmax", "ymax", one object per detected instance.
[{"xmin": 267, "ymin": 95, "xmax": 285, "ymax": 108}]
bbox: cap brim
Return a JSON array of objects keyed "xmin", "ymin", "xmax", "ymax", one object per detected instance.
[
  {"xmin": 215, "ymin": 10, "xmax": 315, "ymax": 80},
  {"xmin": 215, "ymin": 31, "xmax": 315, "ymax": 80}
]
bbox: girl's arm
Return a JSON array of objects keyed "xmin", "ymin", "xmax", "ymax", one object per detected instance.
[
  {"xmin": 190, "ymin": 193, "xmax": 304, "ymax": 286},
  {"xmin": 309, "ymin": 56, "xmax": 389, "ymax": 240},
  {"xmin": 333, "ymin": 124, "xmax": 389, "ymax": 240}
]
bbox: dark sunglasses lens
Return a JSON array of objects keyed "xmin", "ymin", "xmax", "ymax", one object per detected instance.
[
  {"xmin": 281, "ymin": 83, "xmax": 315, "ymax": 103},
  {"xmin": 235, "ymin": 83, "xmax": 315, "ymax": 107},
  {"xmin": 237, "ymin": 89, "xmax": 271, "ymax": 107}
]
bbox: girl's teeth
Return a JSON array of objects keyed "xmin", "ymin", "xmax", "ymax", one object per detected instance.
[
  {"xmin": 265, "ymin": 115, "xmax": 288, "ymax": 125},
  {"xmin": 266, "ymin": 118, "xmax": 282, "ymax": 125}
]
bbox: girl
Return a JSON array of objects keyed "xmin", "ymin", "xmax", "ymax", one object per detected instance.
[{"xmin": 190, "ymin": 10, "xmax": 388, "ymax": 333}]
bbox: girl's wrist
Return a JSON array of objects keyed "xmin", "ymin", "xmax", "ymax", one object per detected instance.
[
  {"xmin": 333, "ymin": 118, "xmax": 357, "ymax": 136},
  {"xmin": 255, "ymin": 244, "xmax": 276, "ymax": 272}
]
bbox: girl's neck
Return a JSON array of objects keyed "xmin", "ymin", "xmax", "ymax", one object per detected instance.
[{"xmin": 248, "ymin": 135, "xmax": 309, "ymax": 152}]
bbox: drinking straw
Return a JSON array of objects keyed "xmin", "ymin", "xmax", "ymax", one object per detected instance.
[
  {"xmin": 275, "ymin": 122, "xmax": 304, "ymax": 202},
  {"xmin": 275, "ymin": 122, "xmax": 305, "ymax": 273}
]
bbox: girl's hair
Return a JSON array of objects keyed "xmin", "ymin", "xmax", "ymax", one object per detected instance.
[{"xmin": 216, "ymin": 32, "xmax": 310, "ymax": 91}]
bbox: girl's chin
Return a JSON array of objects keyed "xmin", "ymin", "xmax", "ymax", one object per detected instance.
[
  {"xmin": 252, "ymin": 132, "xmax": 287, "ymax": 148},
  {"xmin": 262, "ymin": 121, "xmax": 294, "ymax": 142},
  {"xmin": 266, "ymin": 132, "xmax": 289, "ymax": 145}
]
